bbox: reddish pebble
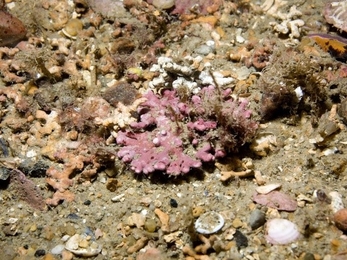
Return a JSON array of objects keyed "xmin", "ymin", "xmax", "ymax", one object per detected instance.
[
  {"xmin": 334, "ymin": 208, "xmax": 347, "ymax": 232},
  {"xmin": 0, "ymin": 10, "xmax": 27, "ymax": 47}
]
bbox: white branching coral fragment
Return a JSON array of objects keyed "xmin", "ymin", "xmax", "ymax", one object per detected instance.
[
  {"xmin": 149, "ymin": 56, "xmax": 234, "ymax": 94},
  {"xmin": 149, "ymin": 56, "xmax": 199, "ymax": 92},
  {"xmin": 262, "ymin": 1, "xmax": 304, "ymax": 39},
  {"xmin": 95, "ymin": 97, "xmax": 147, "ymax": 140}
]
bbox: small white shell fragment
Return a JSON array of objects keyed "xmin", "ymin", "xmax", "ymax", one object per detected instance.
[
  {"xmin": 8, "ymin": 218, "xmax": 18, "ymax": 224},
  {"xmin": 297, "ymin": 194, "xmax": 313, "ymax": 203},
  {"xmin": 194, "ymin": 211, "xmax": 225, "ymax": 234},
  {"xmin": 330, "ymin": 191, "xmax": 344, "ymax": 213},
  {"xmin": 265, "ymin": 218, "xmax": 300, "ymax": 245},
  {"xmin": 163, "ymin": 231, "xmax": 183, "ymax": 243},
  {"xmin": 51, "ymin": 244, "xmax": 65, "ymax": 255},
  {"xmin": 65, "ymin": 234, "xmax": 102, "ymax": 257},
  {"xmin": 321, "ymin": 147, "xmax": 338, "ymax": 156},
  {"xmin": 250, "ymin": 133, "xmax": 277, "ymax": 157},
  {"xmin": 256, "ymin": 183, "xmax": 281, "ymax": 194},
  {"xmin": 111, "ymin": 193, "xmax": 125, "ymax": 202},
  {"xmin": 294, "ymin": 86, "xmax": 303, "ymax": 101},
  {"xmin": 225, "ymin": 227, "xmax": 236, "ymax": 240}
]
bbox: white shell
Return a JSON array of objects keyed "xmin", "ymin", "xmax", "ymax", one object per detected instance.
[
  {"xmin": 65, "ymin": 234, "xmax": 102, "ymax": 257},
  {"xmin": 195, "ymin": 211, "xmax": 224, "ymax": 234},
  {"xmin": 330, "ymin": 191, "xmax": 344, "ymax": 213},
  {"xmin": 152, "ymin": 0, "xmax": 175, "ymax": 9},
  {"xmin": 265, "ymin": 218, "xmax": 300, "ymax": 245},
  {"xmin": 256, "ymin": 183, "xmax": 281, "ymax": 194}
]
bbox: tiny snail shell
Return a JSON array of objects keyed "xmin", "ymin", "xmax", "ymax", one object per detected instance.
[
  {"xmin": 65, "ymin": 234, "xmax": 102, "ymax": 256},
  {"xmin": 265, "ymin": 218, "xmax": 300, "ymax": 245}
]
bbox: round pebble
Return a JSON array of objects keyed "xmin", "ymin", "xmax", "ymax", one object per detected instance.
[
  {"xmin": 234, "ymin": 230, "xmax": 248, "ymax": 249},
  {"xmin": 34, "ymin": 249, "xmax": 46, "ymax": 257},
  {"xmin": 144, "ymin": 218, "xmax": 157, "ymax": 233},
  {"xmin": 195, "ymin": 45, "xmax": 214, "ymax": 55},
  {"xmin": 303, "ymin": 252, "xmax": 315, "ymax": 260},
  {"xmin": 334, "ymin": 208, "xmax": 347, "ymax": 232},
  {"xmin": 62, "ymin": 18, "xmax": 83, "ymax": 38},
  {"xmin": 170, "ymin": 198, "xmax": 178, "ymax": 208},
  {"xmin": 249, "ymin": 209, "xmax": 266, "ymax": 230},
  {"xmin": 192, "ymin": 206, "xmax": 205, "ymax": 217},
  {"xmin": 51, "ymin": 244, "xmax": 65, "ymax": 255}
]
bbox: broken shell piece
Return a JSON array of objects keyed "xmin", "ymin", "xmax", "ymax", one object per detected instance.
[
  {"xmin": 163, "ymin": 231, "xmax": 183, "ymax": 244},
  {"xmin": 310, "ymin": 106, "xmax": 344, "ymax": 145},
  {"xmin": 256, "ymin": 183, "xmax": 281, "ymax": 194},
  {"xmin": 321, "ymin": 147, "xmax": 338, "ymax": 156},
  {"xmin": 195, "ymin": 211, "xmax": 224, "ymax": 234},
  {"xmin": 266, "ymin": 218, "xmax": 300, "ymax": 245},
  {"xmin": 65, "ymin": 234, "xmax": 102, "ymax": 257},
  {"xmin": 250, "ymin": 133, "xmax": 277, "ymax": 157},
  {"xmin": 330, "ymin": 191, "xmax": 344, "ymax": 213}
]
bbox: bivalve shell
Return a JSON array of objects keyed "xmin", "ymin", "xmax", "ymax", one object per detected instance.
[
  {"xmin": 65, "ymin": 234, "xmax": 102, "ymax": 257},
  {"xmin": 62, "ymin": 19, "xmax": 83, "ymax": 39},
  {"xmin": 265, "ymin": 218, "xmax": 300, "ymax": 245},
  {"xmin": 256, "ymin": 183, "xmax": 281, "ymax": 194},
  {"xmin": 152, "ymin": 0, "xmax": 175, "ymax": 9},
  {"xmin": 195, "ymin": 211, "xmax": 224, "ymax": 234}
]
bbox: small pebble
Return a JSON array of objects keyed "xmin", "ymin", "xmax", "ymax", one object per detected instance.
[
  {"xmin": 83, "ymin": 200, "xmax": 91, "ymax": 205},
  {"xmin": 195, "ymin": 45, "xmax": 214, "ymax": 55},
  {"xmin": 232, "ymin": 218, "xmax": 243, "ymax": 228},
  {"xmin": 62, "ymin": 18, "xmax": 83, "ymax": 38},
  {"xmin": 170, "ymin": 198, "xmax": 178, "ymax": 208},
  {"xmin": 43, "ymin": 253, "xmax": 55, "ymax": 260},
  {"xmin": 314, "ymin": 189, "xmax": 331, "ymax": 203},
  {"xmin": 67, "ymin": 213, "xmax": 80, "ymax": 219},
  {"xmin": 192, "ymin": 206, "xmax": 205, "ymax": 217},
  {"xmin": 34, "ymin": 249, "xmax": 46, "ymax": 257},
  {"xmin": 51, "ymin": 244, "xmax": 65, "ymax": 255},
  {"xmin": 303, "ymin": 252, "xmax": 315, "ymax": 260},
  {"xmin": 234, "ymin": 230, "xmax": 248, "ymax": 249},
  {"xmin": 249, "ymin": 209, "xmax": 266, "ymax": 230},
  {"xmin": 144, "ymin": 219, "xmax": 157, "ymax": 233},
  {"xmin": 334, "ymin": 208, "xmax": 347, "ymax": 232},
  {"xmin": 30, "ymin": 224, "xmax": 37, "ymax": 232},
  {"xmin": 106, "ymin": 178, "xmax": 119, "ymax": 192}
]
